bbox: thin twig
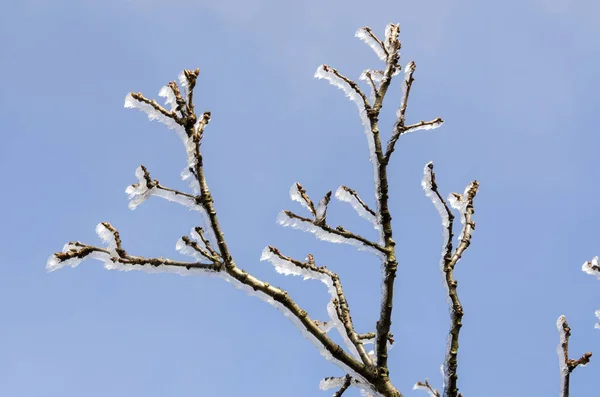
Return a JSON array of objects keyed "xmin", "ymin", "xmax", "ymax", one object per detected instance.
[{"xmin": 557, "ymin": 316, "xmax": 592, "ymax": 397}]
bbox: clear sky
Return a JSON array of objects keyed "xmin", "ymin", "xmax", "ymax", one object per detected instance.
[{"xmin": 1, "ymin": 0, "xmax": 598, "ymax": 396}]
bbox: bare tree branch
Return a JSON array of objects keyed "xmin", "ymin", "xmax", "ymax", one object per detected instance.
[
  {"xmin": 421, "ymin": 162, "xmax": 478, "ymax": 397},
  {"xmin": 557, "ymin": 316, "xmax": 592, "ymax": 397}
]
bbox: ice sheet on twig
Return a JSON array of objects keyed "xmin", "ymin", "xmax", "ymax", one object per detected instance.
[
  {"xmin": 277, "ymin": 211, "xmax": 385, "ymax": 260},
  {"xmin": 124, "ymin": 93, "xmax": 183, "ymax": 136},
  {"xmin": 335, "ymin": 186, "xmax": 379, "ymax": 230},
  {"xmin": 125, "ymin": 166, "xmax": 202, "ymax": 212},
  {"xmin": 289, "ymin": 183, "xmax": 313, "ymax": 214},
  {"xmin": 557, "ymin": 315, "xmax": 569, "ymax": 397},
  {"xmin": 355, "ymin": 27, "xmax": 387, "ymax": 61},
  {"xmin": 158, "ymin": 85, "xmax": 177, "ymax": 112}
]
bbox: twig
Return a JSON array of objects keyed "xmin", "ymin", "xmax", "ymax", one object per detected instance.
[
  {"xmin": 266, "ymin": 247, "xmax": 372, "ymax": 366},
  {"xmin": 557, "ymin": 316, "xmax": 592, "ymax": 397},
  {"xmin": 333, "ymin": 375, "xmax": 353, "ymax": 397},
  {"xmin": 422, "ymin": 162, "xmax": 478, "ymax": 397}
]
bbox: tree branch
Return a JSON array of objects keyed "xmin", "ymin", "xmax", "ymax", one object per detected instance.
[
  {"xmin": 557, "ymin": 316, "xmax": 592, "ymax": 397},
  {"xmin": 421, "ymin": 162, "xmax": 478, "ymax": 397}
]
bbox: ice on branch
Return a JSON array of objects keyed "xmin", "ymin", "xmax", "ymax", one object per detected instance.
[
  {"xmin": 404, "ymin": 119, "xmax": 444, "ymax": 134},
  {"xmin": 314, "ymin": 64, "xmax": 380, "ymax": 206},
  {"xmin": 448, "ymin": 181, "xmax": 476, "ymax": 241},
  {"xmin": 158, "ymin": 85, "xmax": 177, "ymax": 112},
  {"xmin": 178, "ymin": 70, "xmax": 189, "ymax": 91},
  {"xmin": 276, "ymin": 211, "xmax": 386, "ymax": 260},
  {"xmin": 124, "ymin": 93, "xmax": 183, "ymax": 135},
  {"xmin": 289, "ymin": 182, "xmax": 316, "ymax": 216},
  {"xmin": 260, "ymin": 247, "xmax": 361, "ymax": 359},
  {"xmin": 355, "ymin": 27, "xmax": 387, "ymax": 61},
  {"xmin": 557, "ymin": 315, "xmax": 569, "ymax": 394},
  {"xmin": 413, "ymin": 380, "xmax": 440, "ymax": 397},
  {"xmin": 360, "ymin": 69, "xmax": 384, "ymax": 84},
  {"xmin": 582, "ymin": 256, "xmax": 600, "ymax": 279},
  {"xmin": 383, "ymin": 23, "xmax": 400, "ymax": 53},
  {"xmin": 125, "ymin": 165, "xmax": 201, "ymax": 211},
  {"xmin": 335, "ymin": 186, "xmax": 380, "ymax": 232},
  {"xmin": 421, "ymin": 163, "xmax": 450, "ymax": 229},
  {"xmin": 315, "ymin": 192, "xmax": 332, "ymax": 223}
]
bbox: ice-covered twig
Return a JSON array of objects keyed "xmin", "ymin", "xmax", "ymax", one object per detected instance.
[
  {"xmin": 290, "ymin": 182, "xmax": 317, "ymax": 216},
  {"xmin": 47, "ymin": 222, "xmax": 220, "ymax": 274},
  {"xmin": 557, "ymin": 316, "xmax": 592, "ymax": 397},
  {"xmin": 261, "ymin": 246, "xmax": 372, "ymax": 365},
  {"xmin": 421, "ymin": 162, "xmax": 478, "ymax": 397},
  {"xmin": 315, "ymin": 64, "xmax": 371, "ymax": 111},
  {"xmin": 335, "ymin": 186, "xmax": 378, "ymax": 229},
  {"xmin": 413, "ymin": 379, "xmax": 440, "ymax": 397},
  {"xmin": 355, "ymin": 27, "xmax": 388, "ymax": 61},
  {"xmin": 177, "ymin": 227, "xmax": 221, "ymax": 263},
  {"xmin": 384, "ymin": 117, "xmax": 444, "ymax": 164},
  {"xmin": 277, "ymin": 210, "xmax": 386, "ymax": 259},
  {"xmin": 396, "ymin": 61, "xmax": 416, "ymax": 128},
  {"xmin": 125, "ymin": 165, "xmax": 202, "ymax": 211}
]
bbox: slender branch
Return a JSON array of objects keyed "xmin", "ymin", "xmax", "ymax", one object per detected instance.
[
  {"xmin": 266, "ymin": 247, "xmax": 373, "ymax": 366},
  {"xmin": 322, "ymin": 64, "xmax": 371, "ymax": 109},
  {"xmin": 557, "ymin": 316, "xmax": 592, "ymax": 397},
  {"xmin": 422, "ymin": 163, "xmax": 478, "ymax": 397},
  {"xmin": 371, "ymin": 24, "xmax": 401, "ymax": 378},
  {"xmin": 397, "ymin": 61, "xmax": 416, "ymax": 128},
  {"xmin": 280, "ymin": 210, "xmax": 386, "ymax": 256},
  {"xmin": 384, "ymin": 117, "xmax": 444, "ymax": 164}
]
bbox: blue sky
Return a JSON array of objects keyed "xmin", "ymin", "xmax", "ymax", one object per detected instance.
[{"xmin": 1, "ymin": 0, "xmax": 598, "ymax": 396}]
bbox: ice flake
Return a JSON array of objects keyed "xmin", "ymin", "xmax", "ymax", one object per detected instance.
[
  {"xmin": 595, "ymin": 310, "xmax": 600, "ymax": 329},
  {"xmin": 355, "ymin": 28, "xmax": 387, "ymax": 61},
  {"xmin": 315, "ymin": 193, "xmax": 331, "ymax": 222},
  {"xmin": 95, "ymin": 223, "xmax": 118, "ymax": 256},
  {"xmin": 582, "ymin": 256, "xmax": 600, "ymax": 279},
  {"xmin": 178, "ymin": 70, "xmax": 189, "ymax": 91},
  {"xmin": 158, "ymin": 85, "xmax": 177, "ymax": 112},
  {"xmin": 276, "ymin": 211, "xmax": 385, "ymax": 260},
  {"xmin": 319, "ymin": 376, "xmax": 347, "ymax": 390}
]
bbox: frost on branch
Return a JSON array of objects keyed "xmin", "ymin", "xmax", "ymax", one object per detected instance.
[{"xmin": 557, "ymin": 316, "xmax": 592, "ymax": 397}]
